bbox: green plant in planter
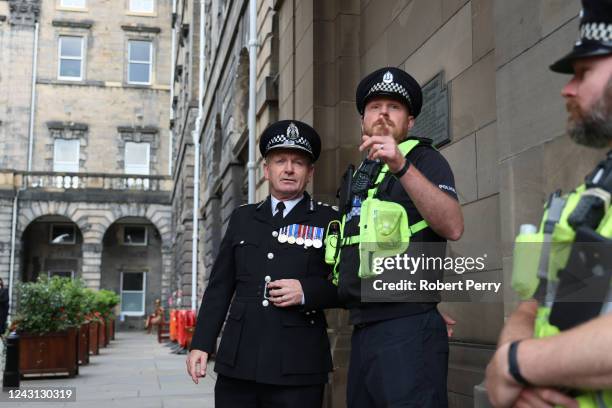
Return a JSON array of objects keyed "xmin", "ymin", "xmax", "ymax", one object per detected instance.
[
  {"xmin": 14, "ymin": 276, "xmax": 88, "ymax": 335},
  {"xmin": 93, "ymin": 289, "xmax": 120, "ymax": 319},
  {"xmin": 82, "ymin": 288, "xmax": 101, "ymax": 323}
]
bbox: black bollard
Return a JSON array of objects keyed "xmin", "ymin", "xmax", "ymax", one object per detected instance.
[{"xmin": 3, "ymin": 332, "xmax": 20, "ymax": 390}]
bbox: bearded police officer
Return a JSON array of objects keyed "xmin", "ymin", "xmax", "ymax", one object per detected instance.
[
  {"xmin": 486, "ymin": 1, "xmax": 612, "ymax": 407},
  {"xmin": 186, "ymin": 120, "xmax": 338, "ymax": 408},
  {"xmin": 331, "ymin": 67, "xmax": 464, "ymax": 407}
]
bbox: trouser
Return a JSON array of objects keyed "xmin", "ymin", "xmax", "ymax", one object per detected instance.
[
  {"xmin": 215, "ymin": 374, "xmax": 325, "ymax": 408},
  {"xmin": 347, "ymin": 308, "xmax": 449, "ymax": 408}
]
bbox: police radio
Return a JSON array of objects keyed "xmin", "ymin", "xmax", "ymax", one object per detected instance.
[{"xmin": 351, "ymin": 159, "xmax": 383, "ymax": 198}]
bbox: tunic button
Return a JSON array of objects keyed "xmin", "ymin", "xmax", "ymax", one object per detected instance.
[
  {"xmin": 267, "ymin": 252, "xmax": 274, "ymax": 260},
  {"xmin": 240, "ymin": 240, "xmax": 245, "ymax": 244},
  {"xmin": 305, "ymin": 311, "xmax": 311, "ymax": 316},
  {"xmin": 272, "ymin": 231, "xmax": 279, "ymax": 237},
  {"xmin": 310, "ymin": 320, "xmax": 315, "ymax": 325}
]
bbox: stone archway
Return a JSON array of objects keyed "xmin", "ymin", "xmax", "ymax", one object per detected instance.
[{"xmin": 100, "ymin": 204, "xmax": 173, "ymax": 306}]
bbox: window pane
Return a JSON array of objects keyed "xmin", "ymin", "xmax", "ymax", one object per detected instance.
[
  {"xmin": 54, "ymin": 139, "xmax": 79, "ymax": 172},
  {"xmin": 125, "ymin": 142, "xmax": 149, "ymax": 165},
  {"xmin": 129, "ymin": 63, "xmax": 150, "ymax": 83},
  {"xmin": 54, "ymin": 139, "xmax": 79, "ymax": 162},
  {"xmin": 123, "ymin": 273, "xmax": 144, "ymax": 291},
  {"xmin": 129, "ymin": 41, "xmax": 151, "ymax": 62},
  {"xmin": 121, "ymin": 292, "xmax": 144, "ymax": 312},
  {"xmin": 124, "ymin": 226, "xmax": 147, "ymax": 245},
  {"xmin": 129, "ymin": 0, "xmax": 154, "ymax": 12},
  {"xmin": 60, "ymin": 37, "xmax": 82, "ymax": 58},
  {"xmin": 49, "ymin": 271, "xmax": 73, "ymax": 279},
  {"xmin": 61, "ymin": 0, "xmax": 85, "ymax": 7},
  {"xmin": 59, "ymin": 59, "xmax": 81, "ymax": 78},
  {"xmin": 51, "ymin": 225, "xmax": 76, "ymax": 244},
  {"xmin": 125, "ymin": 142, "xmax": 150, "ymax": 175}
]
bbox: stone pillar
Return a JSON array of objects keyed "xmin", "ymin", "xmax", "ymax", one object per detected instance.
[{"xmin": 81, "ymin": 243, "xmax": 102, "ymax": 289}]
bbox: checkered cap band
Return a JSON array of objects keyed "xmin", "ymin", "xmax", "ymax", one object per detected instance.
[
  {"xmin": 580, "ymin": 22, "xmax": 612, "ymax": 43},
  {"xmin": 265, "ymin": 134, "xmax": 312, "ymax": 153},
  {"xmin": 366, "ymin": 82, "xmax": 412, "ymax": 107}
]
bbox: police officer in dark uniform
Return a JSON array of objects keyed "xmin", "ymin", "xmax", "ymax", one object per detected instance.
[
  {"xmin": 336, "ymin": 68, "xmax": 464, "ymax": 407},
  {"xmin": 186, "ymin": 120, "xmax": 339, "ymax": 408}
]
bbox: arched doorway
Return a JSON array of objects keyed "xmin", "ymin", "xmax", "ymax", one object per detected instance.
[
  {"xmin": 20, "ymin": 215, "xmax": 84, "ymax": 282},
  {"xmin": 100, "ymin": 217, "xmax": 163, "ymax": 330}
]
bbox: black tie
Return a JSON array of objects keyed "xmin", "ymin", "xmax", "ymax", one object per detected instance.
[{"xmin": 273, "ymin": 201, "xmax": 286, "ymax": 225}]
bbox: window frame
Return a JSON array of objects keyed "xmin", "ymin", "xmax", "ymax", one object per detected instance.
[
  {"xmin": 128, "ymin": 0, "xmax": 155, "ymax": 14},
  {"xmin": 120, "ymin": 271, "xmax": 147, "ymax": 316},
  {"xmin": 127, "ymin": 40, "xmax": 153, "ymax": 85},
  {"xmin": 58, "ymin": 36, "xmax": 85, "ymax": 81},
  {"xmin": 122, "ymin": 225, "xmax": 148, "ymax": 246},
  {"xmin": 59, "ymin": 0, "xmax": 86, "ymax": 9},
  {"xmin": 50, "ymin": 224, "xmax": 77, "ymax": 245},
  {"xmin": 48, "ymin": 270, "xmax": 75, "ymax": 279},
  {"xmin": 53, "ymin": 138, "xmax": 80, "ymax": 173},
  {"xmin": 124, "ymin": 141, "xmax": 151, "ymax": 175}
]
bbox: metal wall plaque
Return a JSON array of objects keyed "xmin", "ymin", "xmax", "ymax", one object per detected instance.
[{"xmin": 410, "ymin": 71, "xmax": 450, "ymax": 148}]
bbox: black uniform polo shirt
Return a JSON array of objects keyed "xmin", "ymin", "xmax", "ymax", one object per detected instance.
[{"xmin": 337, "ymin": 142, "xmax": 458, "ymax": 325}]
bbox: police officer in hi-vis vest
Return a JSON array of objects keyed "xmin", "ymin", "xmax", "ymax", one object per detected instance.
[
  {"xmin": 329, "ymin": 67, "xmax": 464, "ymax": 407},
  {"xmin": 186, "ymin": 120, "xmax": 338, "ymax": 408},
  {"xmin": 486, "ymin": 1, "xmax": 612, "ymax": 407}
]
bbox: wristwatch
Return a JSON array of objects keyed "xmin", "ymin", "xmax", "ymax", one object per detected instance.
[{"xmin": 393, "ymin": 158, "xmax": 411, "ymax": 178}]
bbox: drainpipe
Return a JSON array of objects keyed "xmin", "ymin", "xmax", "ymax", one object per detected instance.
[
  {"xmin": 7, "ymin": 190, "xmax": 20, "ymax": 325},
  {"xmin": 9, "ymin": 20, "xmax": 40, "ymax": 323},
  {"xmin": 168, "ymin": 0, "xmax": 177, "ymax": 175},
  {"xmin": 247, "ymin": 0, "xmax": 257, "ymax": 203},
  {"xmin": 27, "ymin": 22, "xmax": 39, "ymax": 172},
  {"xmin": 191, "ymin": 0, "xmax": 205, "ymax": 311}
]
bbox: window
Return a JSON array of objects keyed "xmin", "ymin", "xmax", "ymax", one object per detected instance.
[
  {"xmin": 58, "ymin": 36, "xmax": 84, "ymax": 80},
  {"xmin": 125, "ymin": 142, "xmax": 150, "ymax": 174},
  {"xmin": 48, "ymin": 270, "xmax": 75, "ymax": 279},
  {"xmin": 120, "ymin": 272, "xmax": 146, "ymax": 316},
  {"xmin": 60, "ymin": 0, "xmax": 85, "ymax": 8},
  {"xmin": 128, "ymin": 40, "xmax": 152, "ymax": 84},
  {"xmin": 123, "ymin": 226, "xmax": 147, "ymax": 246},
  {"xmin": 129, "ymin": 0, "xmax": 154, "ymax": 13},
  {"xmin": 53, "ymin": 139, "xmax": 80, "ymax": 172},
  {"xmin": 50, "ymin": 224, "xmax": 76, "ymax": 245}
]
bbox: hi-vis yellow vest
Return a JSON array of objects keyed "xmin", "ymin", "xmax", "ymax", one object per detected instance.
[
  {"xmin": 512, "ymin": 184, "xmax": 612, "ymax": 408},
  {"xmin": 328, "ymin": 139, "xmax": 429, "ymax": 285}
]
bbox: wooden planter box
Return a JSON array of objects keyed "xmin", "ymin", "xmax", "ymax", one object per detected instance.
[
  {"xmin": 98, "ymin": 319, "xmax": 106, "ymax": 348},
  {"xmin": 19, "ymin": 328, "xmax": 78, "ymax": 378},
  {"xmin": 78, "ymin": 323, "xmax": 90, "ymax": 365},
  {"xmin": 104, "ymin": 319, "xmax": 110, "ymax": 347},
  {"xmin": 107, "ymin": 318, "xmax": 115, "ymax": 341},
  {"xmin": 89, "ymin": 321, "xmax": 99, "ymax": 355}
]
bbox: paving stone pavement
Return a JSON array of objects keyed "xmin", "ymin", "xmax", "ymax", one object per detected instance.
[{"xmin": 0, "ymin": 331, "xmax": 216, "ymax": 407}]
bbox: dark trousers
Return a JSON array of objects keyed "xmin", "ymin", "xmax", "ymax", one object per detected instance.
[
  {"xmin": 347, "ymin": 308, "xmax": 449, "ymax": 408},
  {"xmin": 215, "ymin": 374, "xmax": 324, "ymax": 408}
]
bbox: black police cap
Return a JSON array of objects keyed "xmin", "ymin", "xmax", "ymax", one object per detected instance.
[
  {"xmin": 259, "ymin": 120, "xmax": 321, "ymax": 162},
  {"xmin": 550, "ymin": 0, "xmax": 612, "ymax": 73},
  {"xmin": 355, "ymin": 67, "xmax": 423, "ymax": 117}
]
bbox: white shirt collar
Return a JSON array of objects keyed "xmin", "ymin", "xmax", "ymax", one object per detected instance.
[{"xmin": 271, "ymin": 194, "xmax": 304, "ymax": 218}]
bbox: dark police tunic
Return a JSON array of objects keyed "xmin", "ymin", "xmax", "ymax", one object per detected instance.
[
  {"xmin": 337, "ymin": 140, "xmax": 458, "ymax": 324},
  {"xmin": 190, "ymin": 192, "xmax": 339, "ymax": 386}
]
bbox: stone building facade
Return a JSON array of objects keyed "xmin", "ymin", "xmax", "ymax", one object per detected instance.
[
  {"xmin": 170, "ymin": 0, "xmax": 602, "ymax": 407},
  {"xmin": 0, "ymin": 0, "xmax": 174, "ymax": 329}
]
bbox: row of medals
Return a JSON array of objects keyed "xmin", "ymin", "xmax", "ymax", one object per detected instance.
[{"xmin": 275, "ymin": 224, "xmax": 324, "ymax": 248}]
